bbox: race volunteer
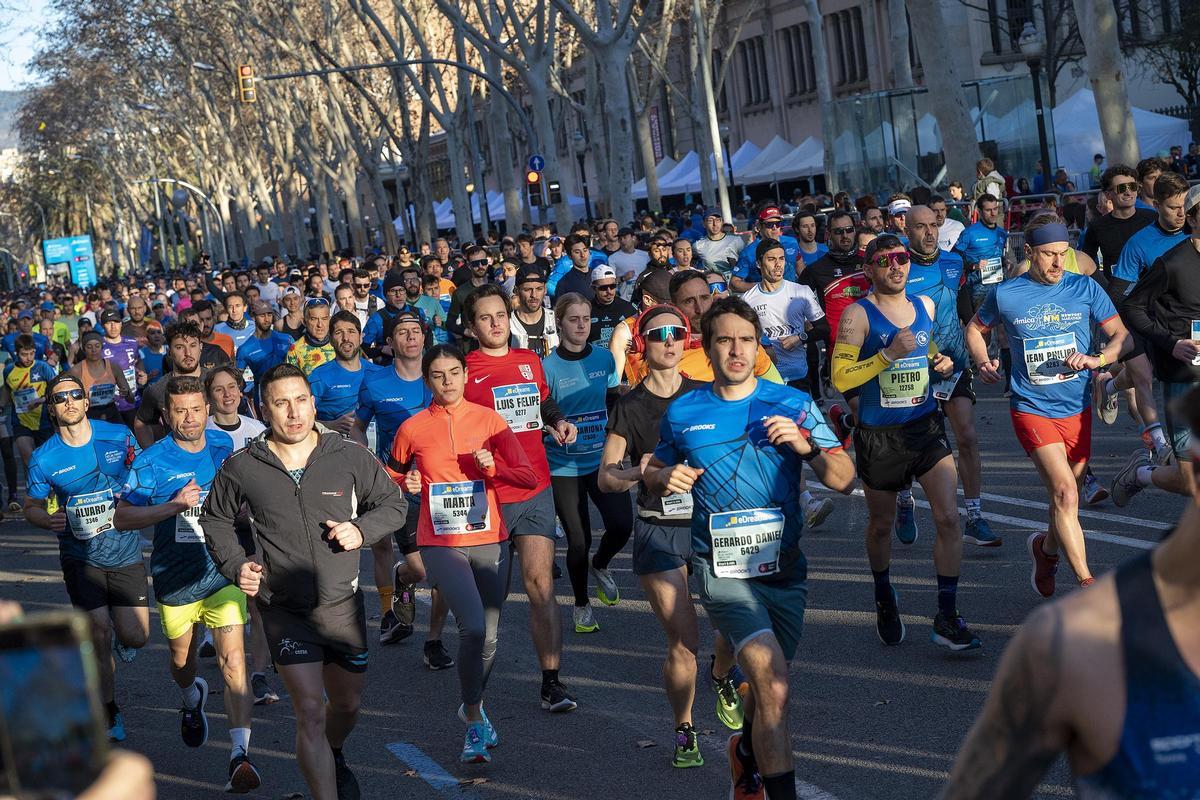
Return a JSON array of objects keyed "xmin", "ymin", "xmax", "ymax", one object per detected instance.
[
  {"xmin": 966, "ymin": 220, "xmax": 1128, "ymax": 597},
  {"xmin": 646, "ymin": 296, "xmax": 855, "ymax": 800},
  {"xmin": 599, "ymin": 303, "xmax": 746, "ymax": 769},
  {"xmin": 285, "ymin": 296, "xmax": 335, "ymax": 375},
  {"xmin": 201, "ymin": 363, "xmax": 407, "ymax": 800},
  {"xmin": 833, "ymin": 236, "xmax": 980, "ymax": 652},
  {"xmin": 542, "ymin": 294, "xmax": 630, "ymax": 634},
  {"xmin": 113, "ymin": 376, "xmax": 259, "ymax": 794},
  {"xmin": 390, "ymin": 344, "xmax": 538, "ymax": 765},
  {"xmin": 730, "ymin": 206, "xmax": 802, "ymax": 292},
  {"xmin": 23, "ymin": 372, "xmax": 148, "ymax": 744},
  {"xmin": 461, "ymin": 283, "xmax": 581, "ymax": 713}
]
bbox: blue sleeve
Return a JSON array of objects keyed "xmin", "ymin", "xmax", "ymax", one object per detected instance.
[
  {"xmin": 605, "ymin": 352, "xmax": 619, "ymax": 389},
  {"xmin": 363, "ymin": 313, "xmax": 383, "ymax": 346},
  {"xmin": 25, "ymin": 454, "xmax": 50, "ymax": 500},
  {"xmin": 120, "ymin": 459, "xmax": 154, "ymax": 506},
  {"xmin": 1111, "ymin": 240, "xmax": 1140, "ymax": 283},
  {"xmin": 355, "ymin": 382, "xmax": 373, "ymax": 423},
  {"xmin": 653, "ymin": 409, "xmax": 680, "ymax": 464},
  {"xmin": 951, "ymin": 227, "xmax": 968, "ymax": 255},
  {"xmin": 1089, "ymin": 278, "xmax": 1118, "ymax": 324},
  {"xmin": 799, "ymin": 395, "xmax": 841, "ymax": 452},
  {"xmin": 976, "ymin": 286, "xmax": 1000, "ymax": 329},
  {"xmin": 732, "ymin": 245, "xmax": 755, "ymax": 280}
]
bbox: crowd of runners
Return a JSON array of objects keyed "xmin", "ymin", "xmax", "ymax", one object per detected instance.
[{"xmin": 10, "ymin": 154, "xmax": 1200, "ymax": 799}]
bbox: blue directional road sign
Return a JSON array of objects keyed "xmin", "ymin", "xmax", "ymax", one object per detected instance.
[
  {"xmin": 528, "ymin": 154, "xmax": 545, "ymax": 172},
  {"xmin": 43, "ymin": 235, "xmax": 97, "ymax": 289}
]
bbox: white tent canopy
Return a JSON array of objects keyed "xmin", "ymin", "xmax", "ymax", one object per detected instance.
[
  {"xmin": 630, "ymin": 155, "xmax": 679, "ymax": 199},
  {"xmin": 1052, "ymin": 89, "xmax": 1190, "ymax": 174},
  {"xmin": 393, "ymin": 191, "xmax": 589, "ymax": 234},
  {"xmin": 736, "ymin": 136, "xmax": 802, "ymax": 184}
]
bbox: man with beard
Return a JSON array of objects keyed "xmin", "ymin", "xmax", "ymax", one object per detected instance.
[{"xmin": 236, "ymin": 301, "xmax": 293, "ymax": 404}]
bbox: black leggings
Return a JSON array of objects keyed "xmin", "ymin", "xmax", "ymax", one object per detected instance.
[
  {"xmin": 550, "ymin": 471, "xmax": 633, "ymax": 606},
  {"xmin": 0, "ymin": 436, "xmax": 16, "ymax": 499}
]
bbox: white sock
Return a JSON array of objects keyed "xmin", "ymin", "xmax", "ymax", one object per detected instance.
[
  {"xmin": 1144, "ymin": 424, "xmax": 1168, "ymax": 451},
  {"xmin": 965, "ymin": 497, "xmax": 981, "ymax": 518},
  {"xmin": 1135, "ymin": 465, "xmax": 1156, "ymax": 487},
  {"xmin": 896, "ymin": 488, "xmax": 913, "ymax": 505},
  {"xmin": 230, "ymin": 727, "xmax": 251, "ymax": 758},
  {"xmin": 800, "ymin": 490, "xmax": 815, "ymax": 506},
  {"xmin": 180, "ymin": 681, "xmax": 202, "ymax": 709}
]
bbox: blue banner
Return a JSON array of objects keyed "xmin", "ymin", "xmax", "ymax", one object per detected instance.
[{"xmin": 43, "ymin": 236, "xmax": 97, "ymax": 288}]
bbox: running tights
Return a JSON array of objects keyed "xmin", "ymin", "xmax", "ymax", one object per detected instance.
[
  {"xmin": 421, "ymin": 543, "xmax": 507, "ymax": 707},
  {"xmin": 551, "ymin": 471, "xmax": 634, "ymax": 606},
  {"xmin": 0, "ymin": 437, "xmax": 15, "ymax": 500}
]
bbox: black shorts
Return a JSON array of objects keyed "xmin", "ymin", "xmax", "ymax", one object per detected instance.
[
  {"xmin": 61, "ymin": 559, "xmax": 149, "ymax": 611},
  {"xmin": 259, "ymin": 591, "xmax": 369, "ymax": 673},
  {"xmin": 854, "ymin": 412, "xmax": 953, "ymax": 492},
  {"xmin": 393, "ymin": 503, "xmax": 419, "ymax": 555},
  {"xmin": 15, "ymin": 428, "xmax": 51, "ymax": 446},
  {"xmin": 938, "ymin": 369, "xmax": 976, "ymax": 405}
]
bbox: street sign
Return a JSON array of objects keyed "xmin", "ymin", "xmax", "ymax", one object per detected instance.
[
  {"xmin": 43, "ymin": 235, "xmax": 96, "ymax": 289},
  {"xmin": 528, "ymin": 155, "xmax": 545, "ymax": 172}
]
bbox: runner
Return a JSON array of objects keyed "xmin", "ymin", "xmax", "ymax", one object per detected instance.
[
  {"xmin": 797, "ymin": 210, "xmax": 863, "ymax": 399},
  {"xmin": 214, "ymin": 291, "xmax": 255, "ymax": 351},
  {"xmin": 791, "ymin": 210, "xmax": 828, "ymax": 268},
  {"xmin": 201, "ymin": 363, "xmax": 407, "ymax": 800},
  {"xmin": 236, "ymin": 300, "xmax": 294, "ymax": 404},
  {"xmin": 22, "ymin": 372, "xmax": 148, "ymax": 743},
  {"xmin": 3, "ymin": 333, "xmax": 58, "ymax": 475},
  {"xmin": 461, "ymin": 283, "xmax": 581, "ymax": 712},
  {"xmin": 285, "ymin": 297, "xmax": 335, "ymax": 375},
  {"xmin": 693, "ymin": 208, "xmax": 745, "ymax": 277},
  {"xmin": 942, "ymin": 384, "xmax": 1200, "ymax": 799},
  {"xmin": 1078, "ymin": 165, "xmax": 1155, "ymax": 272},
  {"xmin": 542, "ymin": 293, "xmax": 631, "ymax": 633},
  {"xmin": 730, "ymin": 206, "xmax": 802, "ymax": 292},
  {"xmin": 99, "ymin": 309, "xmax": 144, "ymax": 428},
  {"xmin": 134, "ymin": 322, "xmax": 207, "ymax": 446},
  {"xmin": 71, "ymin": 331, "xmax": 135, "ymax": 425},
  {"xmin": 508, "ymin": 266, "xmax": 559, "ymax": 358},
  {"xmin": 112, "ymin": 376, "xmax": 260, "ymax": 793},
  {"xmin": 645, "ymin": 296, "xmax": 855, "ymax": 800},
  {"xmin": 741, "ymin": 239, "xmax": 827, "ymax": 392},
  {"xmin": 390, "ymin": 343, "xmax": 538, "ymax": 763},
  {"xmin": 953, "ymin": 195, "xmax": 1010, "ymax": 387},
  {"xmin": 139, "ymin": 321, "xmax": 167, "ymax": 384},
  {"xmin": 308, "ymin": 311, "xmax": 381, "ymax": 436},
  {"xmin": 965, "ymin": 218, "xmax": 1129, "ymax": 595},
  {"xmin": 587, "ymin": 265, "xmax": 637, "ymax": 349},
  {"xmin": 832, "ymin": 234, "xmax": 982, "ymax": 650}
]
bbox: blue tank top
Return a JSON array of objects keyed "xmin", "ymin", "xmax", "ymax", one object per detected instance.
[
  {"xmin": 1077, "ymin": 552, "xmax": 1200, "ymax": 799},
  {"xmin": 855, "ymin": 296, "xmax": 937, "ymax": 426}
]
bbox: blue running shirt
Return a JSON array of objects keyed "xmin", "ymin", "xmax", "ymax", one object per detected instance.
[
  {"xmin": 542, "ymin": 344, "xmax": 619, "ymax": 476},
  {"xmin": 121, "ymin": 430, "xmax": 235, "ymax": 606},
  {"xmin": 953, "ymin": 222, "xmax": 1007, "ymax": 297},
  {"xmin": 309, "ymin": 359, "xmax": 381, "ymax": 421},
  {"xmin": 1111, "ymin": 223, "xmax": 1187, "ymax": 289},
  {"xmin": 854, "ymin": 297, "xmax": 938, "ymax": 426},
  {"xmin": 356, "ymin": 367, "xmax": 431, "ymax": 461},
  {"xmin": 733, "ymin": 236, "xmax": 802, "ymax": 284},
  {"xmin": 236, "ymin": 332, "xmax": 293, "ymax": 396},
  {"xmin": 25, "ymin": 420, "xmax": 142, "ymax": 568},
  {"xmin": 977, "ymin": 271, "xmax": 1117, "ymax": 418},
  {"xmin": 906, "ymin": 250, "xmax": 970, "ymax": 372}
]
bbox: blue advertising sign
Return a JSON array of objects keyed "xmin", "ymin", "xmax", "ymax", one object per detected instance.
[{"xmin": 43, "ymin": 236, "xmax": 97, "ymax": 288}]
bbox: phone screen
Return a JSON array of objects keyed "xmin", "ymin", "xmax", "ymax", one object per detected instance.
[{"xmin": 0, "ymin": 615, "xmax": 105, "ymax": 796}]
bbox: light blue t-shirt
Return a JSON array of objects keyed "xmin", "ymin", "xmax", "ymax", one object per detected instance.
[
  {"xmin": 309, "ymin": 359, "xmax": 382, "ymax": 421},
  {"xmin": 733, "ymin": 235, "xmax": 802, "ymax": 283},
  {"xmin": 1111, "ymin": 222, "xmax": 1187, "ymax": 290},
  {"xmin": 542, "ymin": 344, "xmax": 618, "ymax": 476},
  {"xmin": 356, "ymin": 367, "xmax": 431, "ymax": 462}
]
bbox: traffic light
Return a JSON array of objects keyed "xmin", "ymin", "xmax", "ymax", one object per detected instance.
[
  {"xmin": 238, "ymin": 65, "xmax": 256, "ymax": 103},
  {"xmin": 548, "ymin": 180, "xmax": 562, "ymax": 206},
  {"xmin": 526, "ymin": 170, "xmax": 543, "ymax": 207}
]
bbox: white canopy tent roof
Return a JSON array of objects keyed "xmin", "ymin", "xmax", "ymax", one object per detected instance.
[
  {"xmin": 393, "ymin": 191, "xmax": 589, "ymax": 233},
  {"xmin": 630, "ymin": 155, "xmax": 680, "ymax": 199},
  {"xmin": 1052, "ymin": 89, "xmax": 1190, "ymax": 174}
]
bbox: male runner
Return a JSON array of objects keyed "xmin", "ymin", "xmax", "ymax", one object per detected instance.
[
  {"xmin": 1078, "ymin": 165, "xmax": 1155, "ymax": 272},
  {"xmin": 23, "ymin": 373, "xmax": 148, "ymax": 742},
  {"xmin": 236, "ymin": 300, "xmax": 294, "ymax": 403},
  {"xmin": 308, "ymin": 311, "xmax": 381, "ymax": 436},
  {"xmin": 730, "ymin": 206, "xmax": 802, "ymax": 292},
  {"xmin": 693, "ymin": 208, "xmax": 745, "ymax": 277},
  {"xmin": 214, "ymin": 291, "xmax": 255, "ymax": 351},
  {"xmin": 508, "ymin": 266, "xmax": 559, "ymax": 358},
  {"xmin": 646, "ymin": 296, "xmax": 855, "ymax": 800},
  {"xmin": 202, "ymin": 363, "xmax": 406, "ymax": 800},
  {"xmin": 4, "ymin": 334, "xmax": 57, "ymax": 474},
  {"xmin": 587, "ymin": 265, "xmax": 637, "ymax": 349},
  {"xmin": 797, "ymin": 210, "xmax": 864, "ymax": 399},
  {"xmin": 741, "ymin": 240, "xmax": 827, "ymax": 392},
  {"xmin": 791, "ymin": 210, "xmax": 828, "ymax": 268},
  {"xmin": 99, "ymin": 309, "xmax": 144, "ymax": 428},
  {"xmin": 833, "ymin": 235, "xmax": 982, "ymax": 650},
  {"xmin": 113, "ymin": 376, "xmax": 260, "ymax": 792},
  {"xmin": 953, "ymin": 195, "xmax": 1009, "ymax": 384},
  {"xmin": 135, "ymin": 322, "xmax": 209, "ymax": 446},
  {"xmin": 966, "ymin": 219, "xmax": 1128, "ymax": 595},
  {"xmin": 285, "ymin": 297, "xmax": 335, "ymax": 375}
]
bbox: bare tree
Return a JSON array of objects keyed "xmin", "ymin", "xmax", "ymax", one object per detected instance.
[{"xmin": 1071, "ymin": 0, "xmax": 1138, "ymax": 166}]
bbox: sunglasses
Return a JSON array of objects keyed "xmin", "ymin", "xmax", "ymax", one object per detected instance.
[
  {"xmin": 469, "ymin": 259, "xmax": 489, "ymax": 268},
  {"xmin": 50, "ymin": 388, "xmax": 86, "ymax": 404},
  {"xmin": 709, "ymin": 282, "xmax": 728, "ymax": 294},
  {"xmin": 304, "ymin": 296, "xmax": 331, "ymax": 308},
  {"xmin": 1111, "ymin": 182, "xmax": 1138, "ymax": 194},
  {"xmin": 593, "ymin": 283, "xmax": 617, "ymax": 291},
  {"xmin": 761, "ymin": 220, "xmax": 783, "ymax": 229},
  {"xmin": 353, "ymin": 282, "xmax": 371, "ymax": 289},
  {"xmin": 871, "ymin": 251, "xmax": 911, "ymax": 269},
  {"xmin": 644, "ymin": 324, "xmax": 687, "ymax": 343},
  {"xmin": 830, "ymin": 226, "xmax": 856, "ymax": 235}
]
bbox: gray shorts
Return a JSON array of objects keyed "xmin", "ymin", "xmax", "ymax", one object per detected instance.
[
  {"xmin": 693, "ymin": 554, "xmax": 808, "ymax": 661},
  {"xmin": 500, "ymin": 485, "xmax": 556, "ymax": 539},
  {"xmin": 632, "ymin": 517, "xmax": 692, "ymax": 576}
]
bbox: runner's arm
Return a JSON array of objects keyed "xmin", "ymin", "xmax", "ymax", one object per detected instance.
[
  {"xmin": 200, "ymin": 469, "xmax": 251, "ymax": 583},
  {"xmin": 490, "ymin": 426, "xmax": 539, "ymax": 489},
  {"xmin": 830, "ymin": 305, "xmax": 890, "ymax": 392},
  {"xmin": 112, "ymin": 496, "xmax": 190, "ymax": 530},
  {"xmin": 348, "ymin": 416, "xmax": 370, "ymax": 448},
  {"xmin": 1122, "ymin": 262, "xmax": 1173, "ymax": 351},
  {"xmin": 348, "ymin": 447, "xmax": 409, "ymax": 547},
  {"xmin": 1094, "ymin": 314, "xmax": 1130, "ymax": 366},
  {"xmin": 22, "ymin": 496, "xmax": 62, "ymax": 531},
  {"xmin": 597, "ymin": 431, "xmax": 640, "ymax": 494}
]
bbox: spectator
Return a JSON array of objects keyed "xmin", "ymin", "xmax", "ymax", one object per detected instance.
[
  {"xmin": 972, "ymin": 158, "xmax": 1006, "ymax": 202},
  {"xmin": 1089, "ymin": 153, "xmax": 1104, "ymax": 188}
]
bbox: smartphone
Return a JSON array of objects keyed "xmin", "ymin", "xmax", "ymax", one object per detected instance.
[{"xmin": 0, "ymin": 611, "xmax": 108, "ymax": 798}]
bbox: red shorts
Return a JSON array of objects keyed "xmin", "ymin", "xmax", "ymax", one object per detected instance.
[{"xmin": 1010, "ymin": 409, "xmax": 1092, "ymax": 463}]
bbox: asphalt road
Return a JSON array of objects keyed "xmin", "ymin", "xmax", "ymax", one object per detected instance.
[{"xmin": 2, "ymin": 381, "xmax": 1183, "ymax": 800}]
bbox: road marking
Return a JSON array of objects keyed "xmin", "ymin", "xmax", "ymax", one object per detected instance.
[
  {"xmin": 386, "ymin": 742, "xmax": 473, "ymax": 796},
  {"xmin": 962, "ymin": 488, "xmax": 1167, "ymax": 530},
  {"xmin": 796, "ymin": 778, "xmax": 843, "ymax": 799}
]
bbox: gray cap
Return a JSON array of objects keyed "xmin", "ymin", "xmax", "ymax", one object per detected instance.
[{"xmin": 1186, "ymin": 184, "xmax": 1200, "ymax": 213}]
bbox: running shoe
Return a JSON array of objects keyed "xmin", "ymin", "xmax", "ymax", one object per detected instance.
[
  {"xmin": 6, "ymin": 499, "xmax": 18, "ymax": 513},
  {"xmin": 458, "ymin": 703, "xmax": 498, "ymax": 748},
  {"xmin": 393, "ymin": 573, "xmax": 417, "ymax": 628},
  {"xmin": 726, "ymin": 733, "xmax": 764, "ymax": 800},
  {"xmin": 1082, "ymin": 470, "xmax": 1109, "ymax": 506},
  {"xmin": 251, "ymin": 672, "xmax": 279, "ymax": 705},
  {"xmin": 963, "ymin": 515, "xmax": 1001, "ymax": 547},
  {"xmin": 590, "ymin": 565, "xmax": 620, "ymax": 606},
  {"xmin": 804, "ymin": 497, "xmax": 833, "ymax": 528},
  {"xmin": 379, "ymin": 609, "xmax": 408, "ymax": 645},
  {"xmin": 180, "ymin": 676, "xmax": 210, "ymax": 748},
  {"xmin": 1093, "ymin": 377, "xmax": 1119, "ymax": 425},
  {"xmin": 931, "ymin": 611, "xmax": 983, "ymax": 651},
  {"xmin": 108, "ymin": 711, "xmax": 126, "ymax": 743},
  {"xmin": 333, "ymin": 749, "xmax": 360, "ymax": 800},
  {"xmin": 573, "ymin": 604, "xmax": 599, "ymax": 633},
  {"xmin": 673, "ymin": 723, "xmax": 703, "ymax": 768},
  {"xmin": 461, "ymin": 723, "xmax": 491, "ymax": 764},
  {"xmin": 423, "ymin": 639, "xmax": 455, "ymax": 670},
  {"xmin": 875, "ymin": 585, "xmax": 905, "ymax": 646},
  {"xmin": 1079, "ymin": 577, "xmax": 1096, "ymax": 588},
  {"xmin": 112, "ymin": 631, "xmax": 138, "ymax": 663},
  {"xmin": 894, "ymin": 500, "xmax": 918, "ymax": 545},
  {"xmin": 225, "ymin": 754, "xmax": 261, "ymax": 794},
  {"xmin": 1111, "ymin": 448, "xmax": 1151, "ymax": 508},
  {"xmin": 541, "ymin": 678, "xmax": 578, "ymax": 712},
  {"xmin": 711, "ymin": 665, "xmax": 745, "ymax": 731},
  {"xmin": 827, "ymin": 403, "xmax": 854, "ymax": 451},
  {"xmin": 1152, "ymin": 443, "xmax": 1176, "ymax": 468},
  {"xmin": 1026, "ymin": 531, "xmax": 1059, "ymax": 599},
  {"xmin": 198, "ymin": 630, "xmax": 216, "ymax": 658}
]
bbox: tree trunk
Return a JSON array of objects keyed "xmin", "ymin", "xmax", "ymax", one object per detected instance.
[
  {"xmin": 597, "ymin": 49, "xmax": 635, "ymax": 224},
  {"xmin": 313, "ymin": 180, "xmax": 336, "ymax": 256},
  {"xmin": 636, "ymin": 108, "xmax": 662, "ymax": 212},
  {"xmin": 1070, "ymin": 0, "xmax": 1139, "ymax": 166},
  {"xmin": 888, "ymin": 0, "xmax": 913, "ymax": 88},
  {"xmin": 805, "ymin": 0, "xmax": 838, "ymax": 192}
]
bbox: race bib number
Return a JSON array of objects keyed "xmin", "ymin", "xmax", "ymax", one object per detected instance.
[
  {"xmin": 1024, "ymin": 332, "xmax": 1078, "ymax": 385},
  {"xmin": 661, "ymin": 492, "xmax": 694, "ymax": 518},
  {"xmin": 121, "ymin": 366, "xmax": 136, "ymax": 390},
  {"xmin": 980, "ymin": 257, "xmax": 1003, "ymax": 285},
  {"xmin": 66, "ymin": 489, "xmax": 116, "ymax": 541},
  {"xmin": 175, "ymin": 490, "xmax": 208, "ymax": 543},
  {"xmin": 880, "ymin": 357, "xmax": 930, "ymax": 408},
  {"xmin": 563, "ymin": 410, "xmax": 606, "ymax": 455},
  {"xmin": 13, "ymin": 386, "xmax": 38, "ymax": 415},
  {"xmin": 1192, "ymin": 321, "xmax": 1200, "ymax": 366},
  {"xmin": 89, "ymin": 383, "xmax": 116, "ymax": 407},
  {"xmin": 709, "ymin": 508, "xmax": 783, "ymax": 579},
  {"xmin": 429, "ymin": 481, "xmax": 488, "ymax": 536},
  {"xmin": 492, "ymin": 383, "xmax": 542, "ymax": 432},
  {"xmin": 932, "ymin": 371, "xmax": 962, "ymax": 402},
  {"xmin": 242, "ymin": 365, "xmax": 255, "ymax": 385}
]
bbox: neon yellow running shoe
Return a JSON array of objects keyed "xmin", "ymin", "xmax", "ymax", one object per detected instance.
[{"xmin": 672, "ymin": 723, "xmax": 704, "ymax": 768}]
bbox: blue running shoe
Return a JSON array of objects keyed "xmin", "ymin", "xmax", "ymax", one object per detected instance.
[
  {"xmin": 895, "ymin": 501, "xmax": 918, "ymax": 545},
  {"xmin": 931, "ymin": 611, "xmax": 982, "ymax": 652},
  {"xmin": 458, "ymin": 703, "xmax": 498, "ymax": 748},
  {"xmin": 964, "ymin": 516, "xmax": 1002, "ymax": 547},
  {"xmin": 461, "ymin": 723, "xmax": 491, "ymax": 763},
  {"xmin": 108, "ymin": 711, "xmax": 126, "ymax": 742}
]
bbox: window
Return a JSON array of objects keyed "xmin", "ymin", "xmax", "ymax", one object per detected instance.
[
  {"xmin": 779, "ymin": 23, "xmax": 817, "ymax": 97},
  {"xmin": 713, "ymin": 51, "xmax": 729, "ymax": 113},
  {"xmin": 985, "ymin": 0, "xmax": 1033, "ymax": 53},
  {"xmin": 829, "ymin": 10, "xmax": 867, "ymax": 87},
  {"xmin": 737, "ymin": 37, "xmax": 770, "ymax": 107}
]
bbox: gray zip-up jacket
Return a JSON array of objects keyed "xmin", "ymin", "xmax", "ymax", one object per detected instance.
[{"xmin": 201, "ymin": 430, "xmax": 406, "ymax": 612}]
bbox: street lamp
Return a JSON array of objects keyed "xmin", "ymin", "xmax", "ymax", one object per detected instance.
[
  {"xmin": 718, "ymin": 122, "xmax": 734, "ymax": 210},
  {"xmin": 1018, "ymin": 22, "xmax": 1053, "ymax": 194},
  {"xmin": 573, "ymin": 130, "xmax": 593, "ymax": 221}
]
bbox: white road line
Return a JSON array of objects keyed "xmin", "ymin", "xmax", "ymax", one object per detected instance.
[
  {"xmin": 386, "ymin": 742, "xmax": 472, "ymax": 796},
  {"xmin": 963, "ymin": 488, "xmax": 1167, "ymax": 530},
  {"xmin": 796, "ymin": 778, "xmax": 843, "ymax": 800}
]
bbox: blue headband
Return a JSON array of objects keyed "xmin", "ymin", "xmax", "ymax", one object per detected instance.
[{"xmin": 1027, "ymin": 222, "xmax": 1069, "ymax": 247}]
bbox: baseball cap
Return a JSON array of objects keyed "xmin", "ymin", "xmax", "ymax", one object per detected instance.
[
  {"xmin": 282, "ymin": 286, "xmax": 301, "ymax": 297},
  {"xmin": 145, "ymin": 281, "xmax": 157, "ymax": 292},
  {"xmin": 17, "ymin": 310, "xmax": 32, "ymax": 320},
  {"xmin": 39, "ymin": 301, "xmax": 55, "ymax": 312},
  {"xmin": 888, "ymin": 198, "xmax": 912, "ymax": 216},
  {"xmin": 250, "ymin": 300, "xmax": 274, "ymax": 316},
  {"xmin": 547, "ymin": 234, "xmax": 563, "ymax": 244},
  {"xmin": 617, "ymin": 226, "xmax": 634, "ymax": 237},
  {"xmin": 703, "ymin": 207, "xmax": 722, "ymax": 219},
  {"xmin": 1186, "ymin": 184, "xmax": 1200, "ymax": 213},
  {"xmin": 515, "ymin": 265, "xmax": 547, "ymax": 285},
  {"xmin": 100, "ymin": 309, "xmax": 122, "ymax": 324},
  {"xmin": 757, "ymin": 206, "xmax": 783, "ymax": 222},
  {"xmin": 590, "ymin": 265, "xmax": 618, "ymax": 284}
]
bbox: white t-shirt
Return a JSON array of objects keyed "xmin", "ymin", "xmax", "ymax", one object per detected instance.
[
  {"xmin": 742, "ymin": 280, "xmax": 825, "ymax": 382},
  {"xmin": 694, "ymin": 234, "xmax": 746, "ymax": 275},
  {"xmin": 938, "ymin": 219, "xmax": 965, "ymax": 252},
  {"xmin": 206, "ymin": 415, "xmax": 266, "ymax": 451},
  {"xmin": 608, "ymin": 249, "xmax": 650, "ymax": 284},
  {"xmin": 255, "ymin": 281, "xmax": 281, "ymax": 306}
]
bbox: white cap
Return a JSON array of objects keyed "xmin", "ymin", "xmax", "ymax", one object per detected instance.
[
  {"xmin": 1186, "ymin": 184, "xmax": 1200, "ymax": 213},
  {"xmin": 887, "ymin": 198, "xmax": 912, "ymax": 216},
  {"xmin": 590, "ymin": 265, "xmax": 618, "ymax": 284}
]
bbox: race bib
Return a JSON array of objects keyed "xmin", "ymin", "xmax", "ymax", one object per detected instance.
[
  {"xmin": 932, "ymin": 371, "xmax": 962, "ymax": 402},
  {"xmin": 1024, "ymin": 332, "xmax": 1078, "ymax": 385},
  {"xmin": 1192, "ymin": 321, "xmax": 1200, "ymax": 366},
  {"xmin": 661, "ymin": 492, "xmax": 694, "ymax": 518},
  {"xmin": 242, "ymin": 365, "xmax": 255, "ymax": 385},
  {"xmin": 429, "ymin": 481, "xmax": 488, "ymax": 536},
  {"xmin": 121, "ymin": 366, "xmax": 136, "ymax": 390},
  {"xmin": 980, "ymin": 257, "xmax": 1003, "ymax": 285},
  {"xmin": 66, "ymin": 489, "xmax": 116, "ymax": 541},
  {"xmin": 13, "ymin": 386, "xmax": 38, "ymax": 415},
  {"xmin": 175, "ymin": 490, "xmax": 208, "ymax": 543},
  {"xmin": 563, "ymin": 410, "xmax": 606, "ymax": 456},
  {"xmin": 89, "ymin": 383, "xmax": 116, "ymax": 407},
  {"xmin": 710, "ymin": 509, "xmax": 783, "ymax": 579},
  {"xmin": 492, "ymin": 383, "xmax": 542, "ymax": 432},
  {"xmin": 880, "ymin": 357, "xmax": 930, "ymax": 408}
]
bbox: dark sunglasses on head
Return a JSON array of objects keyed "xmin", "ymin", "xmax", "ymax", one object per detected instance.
[
  {"xmin": 50, "ymin": 388, "xmax": 86, "ymax": 404},
  {"xmin": 871, "ymin": 251, "xmax": 911, "ymax": 269},
  {"xmin": 304, "ymin": 296, "xmax": 331, "ymax": 308},
  {"xmin": 644, "ymin": 324, "xmax": 687, "ymax": 343},
  {"xmin": 1111, "ymin": 181, "xmax": 1138, "ymax": 194},
  {"xmin": 709, "ymin": 281, "xmax": 728, "ymax": 294},
  {"xmin": 830, "ymin": 225, "xmax": 856, "ymax": 235}
]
